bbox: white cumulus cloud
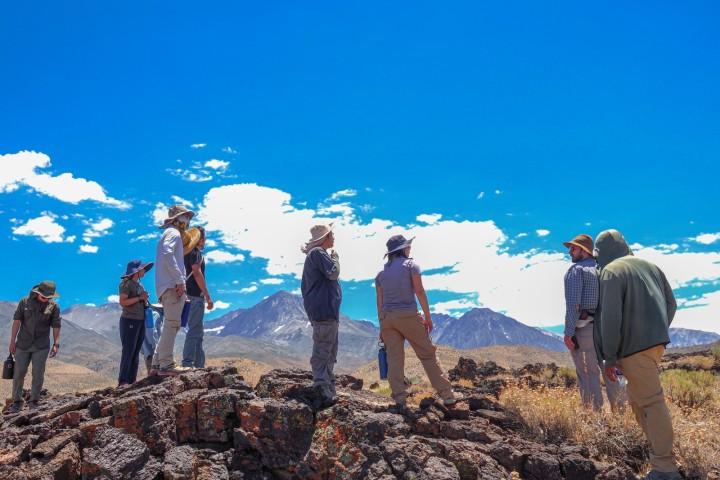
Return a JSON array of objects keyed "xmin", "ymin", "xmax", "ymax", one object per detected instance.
[
  {"xmin": 211, "ymin": 300, "xmax": 230, "ymax": 310},
  {"xmin": 82, "ymin": 218, "xmax": 114, "ymax": 242},
  {"xmin": 12, "ymin": 214, "xmax": 68, "ymax": 243},
  {"xmin": 204, "ymin": 159, "xmax": 230, "ymax": 171},
  {"xmin": 260, "ymin": 278, "xmax": 284, "ymax": 285},
  {"xmin": 417, "ymin": 213, "xmax": 442, "ymax": 225},
  {"xmin": 205, "ymin": 250, "xmax": 246, "ymax": 264},
  {"xmin": 536, "ymin": 229, "xmax": 551, "ymax": 237},
  {"xmin": 692, "ymin": 232, "xmax": 720, "ymax": 245},
  {"xmin": 79, "ymin": 244, "xmax": 99, "ymax": 254},
  {"xmin": 190, "ymin": 143, "xmax": 207, "ymax": 149},
  {"xmin": 107, "ymin": 294, "xmax": 119, "ymax": 303},
  {"xmin": 239, "ymin": 285, "xmax": 258, "ymax": 294},
  {"xmin": 329, "ymin": 189, "xmax": 357, "ymax": 201},
  {"xmin": 0, "ymin": 151, "xmax": 129, "ymax": 208}
]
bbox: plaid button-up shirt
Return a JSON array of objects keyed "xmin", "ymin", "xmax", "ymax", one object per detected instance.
[{"xmin": 564, "ymin": 257, "xmax": 599, "ymax": 337}]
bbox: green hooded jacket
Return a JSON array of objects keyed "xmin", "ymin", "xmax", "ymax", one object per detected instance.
[{"xmin": 593, "ymin": 230, "xmax": 676, "ymax": 367}]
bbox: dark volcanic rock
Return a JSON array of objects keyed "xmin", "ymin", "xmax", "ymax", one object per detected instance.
[{"xmin": 0, "ymin": 362, "xmax": 647, "ymax": 480}]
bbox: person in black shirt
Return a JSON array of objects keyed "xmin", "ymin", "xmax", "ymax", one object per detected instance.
[{"xmin": 181, "ymin": 227, "xmax": 214, "ymax": 368}]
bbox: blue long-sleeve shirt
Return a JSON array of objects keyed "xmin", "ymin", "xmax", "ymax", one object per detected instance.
[{"xmin": 564, "ymin": 257, "xmax": 599, "ymax": 337}]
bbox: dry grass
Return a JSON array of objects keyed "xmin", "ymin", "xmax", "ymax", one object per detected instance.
[
  {"xmin": 0, "ymin": 360, "xmax": 115, "ymax": 401},
  {"xmin": 711, "ymin": 344, "xmax": 720, "ymax": 363},
  {"xmin": 661, "ymin": 370, "xmax": 718, "ymax": 409},
  {"xmin": 675, "ymin": 355, "xmax": 716, "ymax": 370},
  {"xmin": 499, "ymin": 370, "xmax": 720, "ymax": 479}
]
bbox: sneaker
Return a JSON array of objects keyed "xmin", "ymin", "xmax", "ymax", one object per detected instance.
[
  {"xmin": 159, "ymin": 365, "xmax": 191, "ymax": 376},
  {"xmin": 642, "ymin": 470, "xmax": 681, "ymax": 480},
  {"xmin": 443, "ymin": 392, "xmax": 464, "ymax": 406},
  {"xmin": 5, "ymin": 402, "xmax": 23, "ymax": 414}
]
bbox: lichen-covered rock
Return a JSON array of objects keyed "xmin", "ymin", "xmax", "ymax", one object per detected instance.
[
  {"xmin": 82, "ymin": 426, "xmax": 151, "ymax": 478},
  {"xmin": 234, "ymin": 397, "xmax": 314, "ymax": 469},
  {"xmin": 112, "ymin": 389, "xmax": 176, "ymax": 454}
]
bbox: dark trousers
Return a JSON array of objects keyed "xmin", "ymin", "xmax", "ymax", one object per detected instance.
[{"xmin": 118, "ymin": 317, "xmax": 145, "ymax": 385}]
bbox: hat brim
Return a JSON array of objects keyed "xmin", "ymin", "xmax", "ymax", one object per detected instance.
[
  {"xmin": 161, "ymin": 210, "xmax": 196, "ymax": 227},
  {"xmin": 563, "ymin": 241, "xmax": 593, "ymax": 256},
  {"xmin": 32, "ymin": 289, "xmax": 60, "ymax": 299},
  {"xmin": 385, "ymin": 237, "xmax": 415, "ymax": 257},
  {"xmin": 121, "ymin": 262, "xmax": 154, "ymax": 279}
]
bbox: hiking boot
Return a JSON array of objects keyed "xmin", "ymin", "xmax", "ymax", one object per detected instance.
[
  {"xmin": 159, "ymin": 365, "xmax": 191, "ymax": 376},
  {"xmin": 27, "ymin": 400, "xmax": 39, "ymax": 410},
  {"xmin": 5, "ymin": 402, "xmax": 23, "ymax": 414},
  {"xmin": 642, "ymin": 470, "xmax": 681, "ymax": 480},
  {"xmin": 145, "ymin": 356, "xmax": 153, "ymax": 376}
]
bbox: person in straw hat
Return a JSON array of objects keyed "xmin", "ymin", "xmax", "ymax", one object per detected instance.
[
  {"xmin": 117, "ymin": 259, "xmax": 153, "ymax": 386},
  {"xmin": 182, "ymin": 226, "xmax": 214, "ymax": 369},
  {"xmin": 6, "ymin": 281, "xmax": 62, "ymax": 413},
  {"xmin": 150, "ymin": 204, "xmax": 195, "ymax": 376},
  {"xmin": 301, "ymin": 223, "xmax": 342, "ymax": 407},
  {"xmin": 562, "ymin": 233, "xmax": 622, "ymax": 411},
  {"xmin": 375, "ymin": 235, "xmax": 459, "ymax": 408}
]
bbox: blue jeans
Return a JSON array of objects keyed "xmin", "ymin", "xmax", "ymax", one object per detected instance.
[
  {"xmin": 182, "ymin": 295, "xmax": 206, "ymax": 368},
  {"xmin": 118, "ymin": 317, "xmax": 145, "ymax": 385}
]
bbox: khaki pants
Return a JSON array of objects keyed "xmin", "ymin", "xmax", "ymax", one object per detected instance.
[
  {"xmin": 380, "ymin": 310, "xmax": 453, "ymax": 404},
  {"xmin": 572, "ymin": 324, "xmax": 625, "ymax": 411},
  {"xmin": 12, "ymin": 347, "xmax": 49, "ymax": 403},
  {"xmin": 619, "ymin": 345, "xmax": 677, "ymax": 473},
  {"xmin": 152, "ymin": 289, "xmax": 187, "ymax": 369}
]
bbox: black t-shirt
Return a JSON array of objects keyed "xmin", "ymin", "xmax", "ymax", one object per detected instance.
[{"xmin": 184, "ymin": 248, "xmax": 205, "ymax": 297}]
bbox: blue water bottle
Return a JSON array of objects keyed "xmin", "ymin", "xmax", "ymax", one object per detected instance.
[
  {"xmin": 180, "ymin": 301, "xmax": 191, "ymax": 328},
  {"xmin": 144, "ymin": 307, "xmax": 154, "ymax": 329},
  {"xmin": 378, "ymin": 342, "xmax": 388, "ymax": 380}
]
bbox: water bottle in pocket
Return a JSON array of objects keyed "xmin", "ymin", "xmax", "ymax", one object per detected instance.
[
  {"xmin": 378, "ymin": 342, "xmax": 388, "ymax": 380},
  {"xmin": 181, "ymin": 301, "xmax": 191, "ymax": 328},
  {"xmin": 144, "ymin": 307, "xmax": 154, "ymax": 329}
]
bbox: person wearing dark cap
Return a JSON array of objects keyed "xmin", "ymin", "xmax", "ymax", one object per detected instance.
[
  {"xmin": 117, "ymin": 260, "xmax": 154, "ymax": 386},
  {"xmin": 375, "ymin": 235, "xmax": 458, "ymax": 408},
  {"xmin": 301, "ymin": 223, "xmax": 341, "ymax": 407},
  {"xmin": 6, "ymin": 281, "xmax": 62, "ymax": 413}
]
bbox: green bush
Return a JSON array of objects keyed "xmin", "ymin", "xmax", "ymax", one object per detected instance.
[
  {"xmin": 661, "ymin": 370, "xmax": 717, "ymax": 408},
  {"xmin": 711, "ymin": 343, "xmax": 720, "ymax": 363}
]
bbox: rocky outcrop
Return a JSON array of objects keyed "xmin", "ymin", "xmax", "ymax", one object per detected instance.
[{"xmin": 1, "ymin": 363, "xmax": 637, "ymax": 479}]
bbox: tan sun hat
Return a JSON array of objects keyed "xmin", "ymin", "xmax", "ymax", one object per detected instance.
[
  {"xmin": 563, "ymin": 234, "xmax": 594, "ymax": 256},
  {"xmin": 32, "ymin": 280, "xmax": 60, "ymax": 299},
  {"xmin": 161, "ymin": 204, "xmax": 195, "ymax": 228},
  {"xmin": 301, "ymin": 223, "xmax": 334, "ymax": 253}
]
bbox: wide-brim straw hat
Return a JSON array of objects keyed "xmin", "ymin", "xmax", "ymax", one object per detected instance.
[
  {"xmin": 121, "ymin": 260, "xmax": 154, "ymax": 279},
  {"xmin": 182, "ymin": 227, "xmax": 203, "ymax": 256},
  {"xmin": 307, "ymin": 223, "xmax": 334, "ymax": 244},
  {"xmin": 31, "ymin": 280, "xmax": 60, "ymax": 299},
  {"xmin": 385, "ymin": 235, "xmax": 415, "ymax": 257},
  {"xmin": 161, "ymin": 204, "xmax": 195, "ymax": 228},
  {"xmin": 563, "ymin": 234, "xmax": 594, "ymax": 256}
]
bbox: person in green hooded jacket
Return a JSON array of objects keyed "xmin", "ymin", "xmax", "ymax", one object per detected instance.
[{"xmin": 593, "ymin": 229, "xmax": 679, "ymax": 480}]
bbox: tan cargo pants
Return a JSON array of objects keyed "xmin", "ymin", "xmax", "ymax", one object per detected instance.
[
  {"xmin": 380, "ymin": 310, "xmax": 453, "ymax": 404},
  {"xmin": 152, "ymin": 289, "xmax": 187, "ymax": 369},
  {"xmin": 618, "ymin": 345, "xmax": 677, "ymax": 473}
]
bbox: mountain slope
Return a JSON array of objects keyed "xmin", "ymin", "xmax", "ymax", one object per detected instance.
[
  {"xmin": 669, "ymin": 328, "xmax": 720, "ymax": 348},
  {"xmin": 432, "ymin": 308, "xmax": 565, "ymax": 352}
]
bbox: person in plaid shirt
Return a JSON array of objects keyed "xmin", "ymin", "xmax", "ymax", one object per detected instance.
[{"xmin": 563, "ymin": 234, "xmax": 622, "ymax": 411}]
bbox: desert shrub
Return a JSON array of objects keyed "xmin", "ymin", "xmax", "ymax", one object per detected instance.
[
  {"xmin": 676, "ymin": 355, "xmax": 715, "ymax": 370},
  {"xmin": 557, "ymin": 366, "xmax": 577, "ymax": 387},
  {"xmin": 711, "ymin": 344, "xmax": 720, "ymax": 363},
  {"xmin": 661, "ymin": 370, "xmax": 717, "ymax": 409}
]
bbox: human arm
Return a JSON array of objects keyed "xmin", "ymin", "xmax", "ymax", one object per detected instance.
[
  {"xmin": 49, "ymin": 327, "xmax": 60, "ymax": 358},
  {"xmin": 597, "ymin": 269, "xmax": 624, "ymax": 368},
  {"xmin": 375, "ymin": 279, "xmax": 384, "ymax": 340},
  {"xmin": 191, "ymin": 263, "xmax": 213, "ymax": 310},
  {"xmin": 9, "ymin": 320, "xmax": 20, "ymax": 354},
  {"xmin": 659, "ymin": 269, "xmax": 677, "ymax": 325},
  {"xmin": 119, "ymin": 294, "xmax": 147, "ymax": 307},
  {"xmin": 161, "ymin": 231, "xmax": 186, "ymax": 294},
  {"xmin": 563, "ymin": 266, "xmax": 582, "ymax": 339},
  {"xmin": 312, "ymin": 249, "xmax": 340, "ymax": 281},
  {"xmin": 411, "ymin": 272, "xmax": 433, "ymax": 333}
]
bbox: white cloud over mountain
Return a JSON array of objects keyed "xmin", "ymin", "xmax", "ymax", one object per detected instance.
[
  {"xmin": 0, "ymin": 151, "xmax": 129, "ymax": 209},
  {"xmin": 198, "ymin": 182, "xmax": 720, "ymax": 332}
]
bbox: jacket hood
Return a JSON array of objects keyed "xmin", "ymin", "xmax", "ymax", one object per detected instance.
[{"xmin": 594, "ymin": 229, "xmax": 632, "ymax": 268}]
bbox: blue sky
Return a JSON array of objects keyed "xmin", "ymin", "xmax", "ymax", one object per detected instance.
[{"xmin": 1, "ymin": 2, "xmax": 719, "ymax": 332}]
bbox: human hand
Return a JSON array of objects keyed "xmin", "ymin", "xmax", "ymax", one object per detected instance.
[
  {"xmin": 423, "ymin": 315, "xmax": 433, "ymax": 334},
  {"xmin": 176, "ymin": 283, "xmax": 186, "ymax": 297},
  {"xmin": 564, "ymin": 335, "xmax": 576, "ymax": 351},
  {"xmin": 330, "ymin": 250, "xmax": 339, "ymax": 260},
  {"xmin": 604, "ymin": 366, "xmax": 618, "ymax": 382},
  {"xmin": 9, "ymin": 341, "xmax": 15, "ymax": 355},
  {"xmin": 140, "ymin": 292, "xmax": 149, "ymax": 302},
  {"xmin": 206, "ymin": 298, "xmax": 214, "ymax": 311},
  {"xmin": 49, "ymin": 344, "xmax": 59, "ymax": 358}
]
